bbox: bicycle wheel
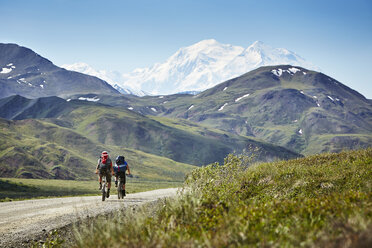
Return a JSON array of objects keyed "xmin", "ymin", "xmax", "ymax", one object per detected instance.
[
  {"xmin": 117, "ymin": 179, "xmax": 121, "ymax": 199},
  {"xmin": 118, "ymin": 180, "xmax": 123, "ymax": 199},
  {"xmin": 102, "ymin": 176, "xmax": 106, "ymax": 201}
]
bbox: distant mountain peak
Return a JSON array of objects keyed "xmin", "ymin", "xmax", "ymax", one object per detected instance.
[
  {"xmin": 62, "ymin": 40, "xmax": 319, "ymax": 96},
  {"xmin": 119, "ymin": 40, "xmax": 319, "ymax": 95},
  {"xmin": 194, "ymin": 38, "xmax": 219, "ymax": 45},
  {"xmin": 250, "ymin": 40, "xmax": 265, "ymax": 47}
]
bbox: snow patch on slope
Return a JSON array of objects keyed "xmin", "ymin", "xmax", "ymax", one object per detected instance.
[
  {"xmin": 272, "ymin": 67, "xmax": 302, "ymax": 77},
  {"xmin": 288, "ymin": 67, "xmax": 301, "ymax": 74},
  {"xmin": 235, "ymin": 93, "xmax": 250, "ymax": 102},
  {"xmin": 218, "ymin": 103, "xmax": 228, "ymax": 111},
  {"xmin": 78, "ymin": 96, "xmax": 100, "ymax": 102},
  {"xmin": 0, "ymin": 68, "xmax": 12, "ymax": 74}
]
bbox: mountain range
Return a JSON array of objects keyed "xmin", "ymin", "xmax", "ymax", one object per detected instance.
[
  {"xmin": 62, "ymin": 39, "xmax": 319, "ymax": 95},
  {"xmin": 0, "ymin": 43, "xmax": 371, "ymax": 180},
  {"xmin": 69, "ymin": 65, "xmax": 372, "ymax": 155},
  {"xmin": 0, "ymin": 94, "xmax": 299, "ymax": 179}
]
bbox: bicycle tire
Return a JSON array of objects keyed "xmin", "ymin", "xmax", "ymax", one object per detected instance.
[
  {"xmin": 117, "ymin": 181, "xmax": 121, "ymax": 199},
  {"xmin": 102, "ymin": 176, "xmax": 106, "ymax": 201},
  {"xmin": 118, "ymin": 180, "xmax": 124, "ymax": 199}
]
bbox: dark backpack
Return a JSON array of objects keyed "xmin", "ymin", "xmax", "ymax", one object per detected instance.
[
  {"xmin": 116, "ymin": 156, "xmax": 125, "ymax": 165},
  {"xmin": 99, "ymin": 157, "xmax": 111, "ymax": 172},
  {"xmin": 117, "ymin": 161, "xmax": 127, "ymax": 173}
]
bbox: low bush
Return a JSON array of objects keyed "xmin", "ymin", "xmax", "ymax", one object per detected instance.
[{"xmin": 75, "ymin": 148, "xmax": 372, "ymax": 247}]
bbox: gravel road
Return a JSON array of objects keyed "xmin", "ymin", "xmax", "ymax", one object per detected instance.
[{"xmin": 0, "ymin": 188, "xmax": 179, "ymax": 247}]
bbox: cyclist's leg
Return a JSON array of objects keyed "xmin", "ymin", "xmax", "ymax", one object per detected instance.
[
  {"xmin": 122, "ymin": 174, "xmax": 126, "ymax": 190},
  {"xmin": 107, "ymin": 172, "xmax": 112, "ymax": 189}
]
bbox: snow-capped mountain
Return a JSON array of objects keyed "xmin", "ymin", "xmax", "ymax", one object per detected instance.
[
  {"xmin": 63, "ymin": 39, "xmax": 319, "ymax": 96},
  {"xmin": 61, "ymin": 62, "xmax": 117, "ymax": 85},
  {"xmin": 119, "ymin": 39, "xmax": 319, "ymax": 95},
  {"xmin": 221, "ymin": 41, "xmax": 318, "ymax": 79},
  {"xmin": 61, "ymin": 62, "xmax": 147, "ymax": 96}
]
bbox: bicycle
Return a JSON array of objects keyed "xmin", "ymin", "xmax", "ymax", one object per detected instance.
[
  {"xmin": 101, "ymin": 175, "xmax": 107, "ymax": 201},
  {"xmin": 117, "ymin": 173, "xmax": 133, "ymax": 199}
]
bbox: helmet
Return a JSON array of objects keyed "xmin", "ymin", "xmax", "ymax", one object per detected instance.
[
  {"xmin": 115, "ymin": 155, "xmax": 125, "ymax": 165},
  {"xmin": 101, "ymin": 151, "xmax": 108, "ymax": 158}
]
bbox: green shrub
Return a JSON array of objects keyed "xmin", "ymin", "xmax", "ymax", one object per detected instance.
[{"xmin": 74, "ymin": 148, "xmax": 372, "ymax": 247}]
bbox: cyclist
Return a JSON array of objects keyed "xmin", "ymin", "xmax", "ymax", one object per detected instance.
[
  {"xmin": 95, "ymin": 151, "xmax": 114, "ymax": 197},
  {"xmin": 114, "ymin": 155, "xmax": 131, "ymax": 196}
]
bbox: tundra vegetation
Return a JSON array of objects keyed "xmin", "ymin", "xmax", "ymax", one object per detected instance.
[{"xmin": 71, "ymin": 148, "xmax": 371, "ymax": 247}]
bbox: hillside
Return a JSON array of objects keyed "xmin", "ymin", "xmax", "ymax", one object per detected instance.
[
  {"xmin": 84, "ymin": 65, "xmax": 372, "ymax": 155},
  {"xmin": 183, "ymin": 65, "xmax": 372, "ymax": 154},
  {"xmin": 0, "ymin": 95, "xmax": 300, "ymax": 171},
  {"xmin": 0, "ymin": 43, "xmax": 120, "ymax": 99},
  {"xmin": 74, "ymin": 148, "xmax": 372, "ymax": 247},
  {"xmin": 0, "ymin": 94, "xmax": 78, "ymax": 120},
  {"xmin": 0, "ymin": 117, "xmax": 195, "ymax": 180}
]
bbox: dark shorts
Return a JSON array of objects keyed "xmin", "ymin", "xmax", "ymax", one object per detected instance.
[
  {"xmin": 116, "ymin": 172, "xmax": 126, "ymax": 184},
  {"xmin": 99, "ymin": 169, "xmax": 112, "ymax": 182}
]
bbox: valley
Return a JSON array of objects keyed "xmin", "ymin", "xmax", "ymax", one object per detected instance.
[
  {"xmin": 0, "ymin": 93, "xmax": 299, "ymax": 182},
  {"xmin": 2, "ymin": 1, "xmax": 371, "ymax": 247},
  {"xmin": 0, "ymin": 42, "xmax": 371, "ymax": 194}
]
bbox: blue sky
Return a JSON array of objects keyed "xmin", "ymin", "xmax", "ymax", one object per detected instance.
[{"xmin": 1, "ymin": 0, "xmax": 371, "ymax": 98}]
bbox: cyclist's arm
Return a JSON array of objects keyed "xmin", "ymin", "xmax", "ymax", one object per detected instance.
[
  {"xmin": 127, "ymin": 164, "xmax": 131, "ymax": 175},
  {"xmin": 95, "ymin": 159, "xmax": 100, "ymax": 173},
  {"xmin": 110, "ymin": 161, "xmax": 115, "ymax": 175}
]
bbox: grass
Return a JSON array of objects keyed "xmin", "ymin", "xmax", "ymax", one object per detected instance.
[
  {"xmin": 150, "ymin": 116, "xmax": 224, "ymax": 137},
  {"xmin": 73, "ymin": 148, "xmax": 372, "ymax": 247},
  {"xmin": 0, "ymin": 118, "xmax": 197, "ymax": 180},
  {"xmin": 0, "ymin": 177, "xmax": 183, "ymax": 201},
  {"xmin": 280, "ymin": 79, "xmax": 315, "ymax": 91},
  {"xmin": 303, "ymin": 133, "xmax": 372, "ymax": 155},
  {"xmin": 57, "ymin": 104, "xmax": 257, "ymax": 166}
]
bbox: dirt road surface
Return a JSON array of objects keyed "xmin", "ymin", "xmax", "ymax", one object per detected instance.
[{"xmin": 0, "ymin": 188, "xmax": 179, "ymax": 247}]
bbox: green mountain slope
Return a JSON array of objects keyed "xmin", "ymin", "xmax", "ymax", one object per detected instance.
[
  {"xmin": 85, "ymin": 65, "xmax": 372, "ymax": 155},
  {"xmin": 0, "ymin": 95, "xmax": 300, "ymax": 168},
  {"xmin": 0, "ymin": 118, "xmax": 195, "ymax": 180},
  {"xmin": 63, "ymin": 104, "xmax": 299, "ymax": 164}
]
